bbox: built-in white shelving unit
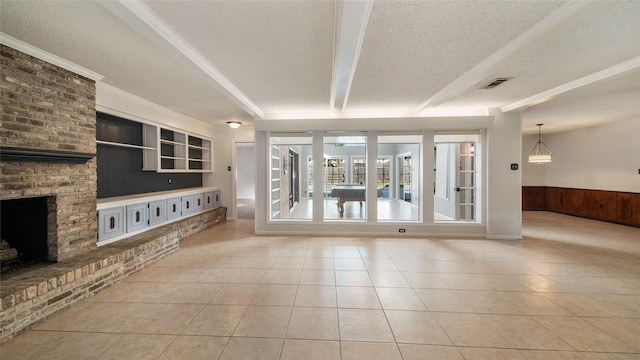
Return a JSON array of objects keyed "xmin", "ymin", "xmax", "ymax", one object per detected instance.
[
  {"xmin": 142, "ymin": 125, "xmax": 213, "ymax": 173},
  {"xmin": 270, "ymin": 145, "xmax": 281, "ymax": 218}
]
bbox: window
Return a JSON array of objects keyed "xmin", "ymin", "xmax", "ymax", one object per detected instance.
[
  {"xmin": 352, "ymin": 157, "xmax": 366, "ymax": 185},
  {"xmin": 378, "ymin": 133, "xmax": 421, "ymax": 221},
  {"xmin": 323, "ymin": 134, "xmax": 367, "ymax": 220},
  {"xmin": 269, "ymin": 133, "xmax": 312, "ymax": 220}
]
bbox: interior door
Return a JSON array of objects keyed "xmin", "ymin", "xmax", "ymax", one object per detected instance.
[
  {"xmin": 454, "ymin": 143, "xmax": 475, "ymax": 220},
  {"xmin": 288, "ymin": 149, "xmax": 299, "ymax": 209},
  {"xmin": 398, "ymin": 154, "xmax": 411, "ymax": 202},
  {"xmin": 434, "ymin": 133, "xmax": 479, "ymax": 222}
]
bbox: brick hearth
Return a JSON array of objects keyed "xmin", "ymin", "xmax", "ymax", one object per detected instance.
[{"xmin": 0, "ymin": 207, "xmax": 226, "ymax": 343}]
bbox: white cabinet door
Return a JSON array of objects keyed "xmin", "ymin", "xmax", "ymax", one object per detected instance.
[
  {"xmin": 149, "ymin": 199, "xmax": 167, "ymax": 226},
  {"xmin": 167, "ymin": 196, "xmax": 182, "ymax": 221},
  {"xmin": 126, "ymin": 203, "xmax": 148, "ymax": 233},
  {"xmin": 98, "ymin": 207, "xmax": 125, "ymax": 242}
]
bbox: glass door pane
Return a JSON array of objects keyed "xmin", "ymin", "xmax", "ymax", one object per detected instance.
[
  {"xmin": 377, "ymin": 157, "xmax": 390, "ymax": 199},
  {"xmin": 434, "ymin": 133, "xmax": 480, "ymax": 222},
  {"xmin": 352, "ymin": 157, "xmax": 366, "ymax": 185},
  {"xmin": 399, "ymin": 155, "xmax": 412, "ymax": 203}
]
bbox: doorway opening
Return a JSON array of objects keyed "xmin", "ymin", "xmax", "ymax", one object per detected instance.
[{"xmin": 235, "ymin": 142, "xmax": 255, "ymax": 220}]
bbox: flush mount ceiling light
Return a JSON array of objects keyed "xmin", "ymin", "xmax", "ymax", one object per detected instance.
[
  {"xmin": 528, "ymin": 123, "xmax": 552, "ymax": 164},
  {"xmin": 226, "ymin": 121, "xmax": 242, "ymax": 129}
]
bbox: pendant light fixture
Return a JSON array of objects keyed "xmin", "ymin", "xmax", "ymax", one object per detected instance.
[{"xmin": 528, "ymin": 123, "xmax": 552, "ymax": 164}]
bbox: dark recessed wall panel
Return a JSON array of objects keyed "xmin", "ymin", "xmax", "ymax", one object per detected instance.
[
  {"xmin": 96, "ymin": 113, "xmax": 202, "ymax": 199},
  {"xmin": 96, "ymin": 112, "xmax": 143, "ymax": 146},
  {"xmin": 97, "ymin": 145, "xmax": 201, "ymax": 198}
]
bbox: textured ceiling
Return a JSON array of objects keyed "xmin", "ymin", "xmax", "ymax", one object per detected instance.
[
  {"xmin": 1, "ymin": 0, "xmax": 638, "ymax": 132},
  {"xmin": 347, "ymin": 1, "xmax": 564, "ymax": 111}
]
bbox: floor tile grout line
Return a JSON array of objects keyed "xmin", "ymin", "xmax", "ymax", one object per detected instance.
[{"xmin": 584, "ymin": 317, "xmax": 640, "ymax": 351}]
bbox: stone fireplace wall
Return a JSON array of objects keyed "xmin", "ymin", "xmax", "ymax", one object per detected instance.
[{"xmin": 1, "ymin": 45, "xmax": 97, "ymax": 261}]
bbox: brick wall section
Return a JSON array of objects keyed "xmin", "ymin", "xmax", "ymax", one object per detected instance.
[
  {"xmin": 0, "ymin": 45, "xmax": 98, "ymax": 261},
  {"xmin": 0, "ymin": 45, "xmax": 96, "ymax": 153},
  {"xmin": 0, "ymin": 207, "xmax": 227, "ymax": 343}
]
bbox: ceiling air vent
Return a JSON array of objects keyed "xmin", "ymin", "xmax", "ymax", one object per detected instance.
[{"xmin": 480, "ymin": 77, "xmax": 513, "ymax": 89}]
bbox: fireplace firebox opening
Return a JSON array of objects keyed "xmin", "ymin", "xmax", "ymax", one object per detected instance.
[{"xmin": 1, "ymin": 196, "xmax": 53, "ymax": 274}]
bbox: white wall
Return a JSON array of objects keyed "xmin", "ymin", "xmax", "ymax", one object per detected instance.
[
  {"xmin": 205, "ymin": 125, "xmax": 255, "ymax": 219},
  {"xmin": 543, "ymin": 118, "xmax": 639, "ymax": 192},
  {"xmin": 236, "ymin": 144, "xmax": 256, "ymax": 199},
  {"xmin": 522, "ymin": 118, "xmax": 639, "ymax": 192},
  {"xmin": 521, "ymin": 134, "xmax": 546, "ymax": 186},
  {"xmin": 486, "ymin": 111, "xmax": 522, "ymax": 239},
  {"xmin": 95, "ymin": 83, "xmax": 215, "ymax": 137}
]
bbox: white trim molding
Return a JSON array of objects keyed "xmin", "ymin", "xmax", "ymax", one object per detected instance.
[
  {"xmin": 96, "ymin": 82, "xmax": 215, "ymax": 137},
  {"xmin": 0, "ymin": 32, "xmax": 104, "ymax": 81},
  {"xmin": 98, "ymin": 0, "xmax": 264, "ymax": 119},
  {"xmin": 502, "ymin": 57, "xmax": 640, "ymax": 112}
]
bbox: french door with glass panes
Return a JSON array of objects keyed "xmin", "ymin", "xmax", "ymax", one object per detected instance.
[
  {"xmin": 434, "ymin": 132, "xmax": 481, "ymax": 222},
  {"xmin": 455, "ymin": 142, "xmax": 475, "ymax": 221}
]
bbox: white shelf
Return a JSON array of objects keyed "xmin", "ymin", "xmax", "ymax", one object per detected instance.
[
  {"xmin": 96, "ymin": 140, "xmax": 156, "ymax": 150},
  {"xmin": 188, "ymin": 144, "xmax": 210, "ymax": 151},
  {"xmin": 270, "ymin": 144, "xmax": 282, "ymax": 219},
  {"xmin": 160, "ymin": 139, "xmax": 185, "ymax": 146}
]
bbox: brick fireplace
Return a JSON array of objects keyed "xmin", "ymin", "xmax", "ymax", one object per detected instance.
[
  {"xmin": 1, "ymin": 44, "xmax": 98, "ymax": 262},
  {"xmin": 0, "ymin": 44, "xmax": 230, "ymax": 344}
]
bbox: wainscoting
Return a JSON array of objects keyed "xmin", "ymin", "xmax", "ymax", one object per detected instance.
[{"xmin": 523, "ymin": 186, "xmax": 639, "ymax": 227}]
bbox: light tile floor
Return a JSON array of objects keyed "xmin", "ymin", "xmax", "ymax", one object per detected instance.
[{"xmin": 2, "ymin": 211, "xmax": 639, "ymax": 359}]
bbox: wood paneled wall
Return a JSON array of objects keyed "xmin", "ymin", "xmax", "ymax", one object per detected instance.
[{"xmin": 523, "ymin": 186, "xmax": 640, "ymax": 227}]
